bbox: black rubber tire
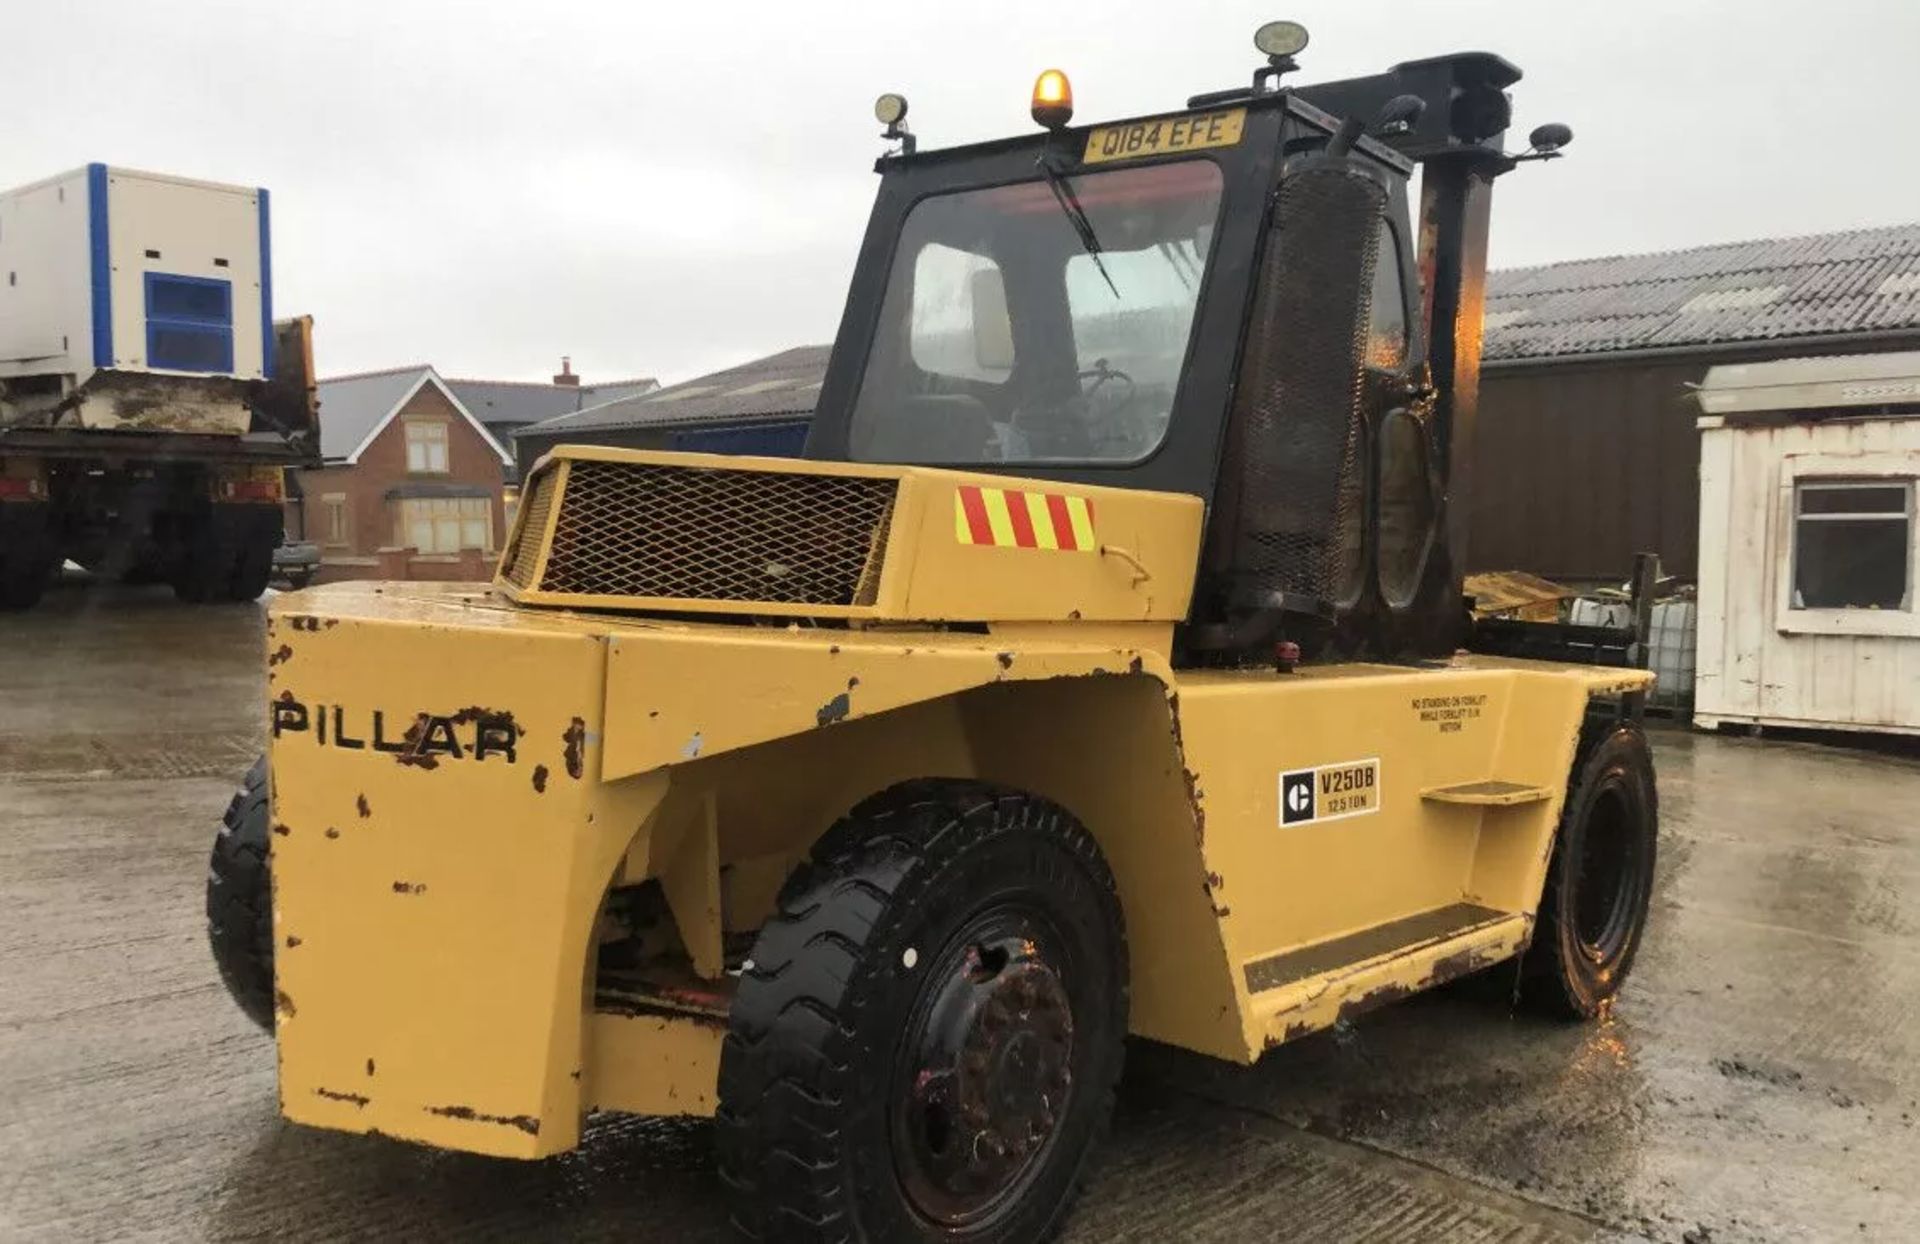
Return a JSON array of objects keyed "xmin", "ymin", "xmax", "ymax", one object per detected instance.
[
  {"xmin": 228, "ymin": 511, "xmax": 279, "ymax": 602},
  {"xmin": 0, "ymin": 505, "xmax": 57, "ymax": 610},
  {"xmin": 207, "ymin": 755, "xmax": 276, "ymax": 1031},
  {"xmin": 171, "ymin": 511, "xmax": 236, "ymax": 604},
  {"xmin": 1520, "ymin": 724, "xmax": 1659, "ymax": 1020},
  {"xmin": 716, "ymin": 781, "xmax": 1128, "ymax": 1244}
]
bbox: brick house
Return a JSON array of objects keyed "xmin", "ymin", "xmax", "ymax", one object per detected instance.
[{"xmin": 296, "ymin": 361, "xmax": 656, "ymax": 583}]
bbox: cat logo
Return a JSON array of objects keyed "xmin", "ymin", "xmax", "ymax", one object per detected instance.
[{"xmin": 1279, "ymin": 758, "xmax": 1382, "ymax": 826}]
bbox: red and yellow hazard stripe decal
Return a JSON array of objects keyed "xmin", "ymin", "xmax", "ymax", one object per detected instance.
[{"xmin": 954, "ymin": 484, "xmax": 1097, "ymax": 551}]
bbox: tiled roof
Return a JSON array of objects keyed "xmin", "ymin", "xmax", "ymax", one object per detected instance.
[
  {"xmin": 1485, "ymin": 223, "xmax": 1920, "ymax": 361},
  {"xmin": 313, "ymin": 365, "xmax": 432, "ymax": 460},
  {"xmin": 444, "ymin": 376, "xmax": 658, "ymax": 430},
  {"xmin": 518, "ymin": 346, "xmax": 831, "ymax": 436}
]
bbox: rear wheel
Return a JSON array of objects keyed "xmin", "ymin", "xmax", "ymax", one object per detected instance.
[
  {"xmin": 172, "ymin": 504, "xmax": 281, "ymax": 603},
  {"xmin": 717, "ymin": 782, "xmax": 1127, "ymax": 1243},
  {"xmin": 0, "ymin": 504, "xmax": 57, "ymax": 610},
  {"xmin": 207, "ymin": 756, "xmax": 276, "ymax": 1030},
  {"xmin": 1520, "ymin": 725, "xmax": 1658, "ymax": 1019}
]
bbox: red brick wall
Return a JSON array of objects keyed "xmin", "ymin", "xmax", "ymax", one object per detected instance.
[{"xmin": 292, "ymin": 381, "xmax": 507, "ymax": 582}]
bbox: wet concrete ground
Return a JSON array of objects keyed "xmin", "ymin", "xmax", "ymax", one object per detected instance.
[{"xmin": 2, "ymin": 579, "xmax": 1916, "ymax": 1242}]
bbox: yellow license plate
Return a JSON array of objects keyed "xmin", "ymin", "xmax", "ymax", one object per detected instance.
[{"xmin": 1083, "ymin": 108, "xmax": 1246, "ymax": 165}]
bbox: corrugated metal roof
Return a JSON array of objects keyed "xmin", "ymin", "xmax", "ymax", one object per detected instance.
[
  {"xmin": 1486, "ymin": 223, "xmax": 1920, "ymax": 361},
  {"xmin": 518, "ymin": 346, "xmax": 831, "ymax": 436}
]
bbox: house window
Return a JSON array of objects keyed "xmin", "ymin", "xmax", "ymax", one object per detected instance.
[
  {"xmin": 1792, "ymin": 479, "xmax": 1912, "ymax": 610},
  {"xmin": 321, "ymin": 493, "xmax": 349, "ymax": 547},
  {"xmin": 405, "ymin": 421, "xmax": 450, "ymax": 474},
  {"xmin": 396, "ymin": 497, "xmax": 493, "ymax": 554}
]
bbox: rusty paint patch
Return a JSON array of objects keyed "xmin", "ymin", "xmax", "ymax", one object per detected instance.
[
  {"xmin": 315, "ymin": 1087, "xmax": 370, "ymax": 1107},
  {"xmin": 1266, "ymin": 1019, "xmax": 1317, "ymax": 1049},
  {"xmin": 1426, "ymin": 946, "xmax": 1499, "ymax": 986},
  {"xmin": 270, "ymin": 822, "xmax": 291, "ymax": 837},
  {"xmin": 425, "ymin": 1104, "xmax": 541, "ymax": 1135},
  {"xmin": 274, "ymin": 989, "xmax": 297, "ymax": 1019},
  {"xmin": 1337, "ymin": 981, "xmax": 1414, "ymax": 1023},
  {"xmin": 595, "ymin": 994, "xmax": 729, "ymax": 1030},
  {"xmin": 284, "ymin": 934, "xmax": 302, "ymax": 949},
  {"xmin": 356, "ymin": 794, "xmax": 371, "ymax": 818},
  {"xmin": 532, "ymin": 764, "xmax": 549, "ymax": 794},
  {"xmin": 268, "ymin": 644, "xmax": 294, "ymax": 667},
  {"xmin": 563, "ymin": 717, "xmax": 587, "ymax": 779},
  {"xmin": 392, "ymin": 881, "xmax": 428, "ymax": 895},
  {"xmin": 816, "ymin": 692, "xmax": 851, "ymax": 727},
  {"xmin": 394, "ymin": 714, "xmax": 438, "ymax": 769},
  {"xmin": 1128, "ymin": 655, "xmax": 1144, "ymax": 674},
  {"xmin": 288, "ymin": 616, "xmax": 322, "ymax": 633},
  {"xmin": 996, "ymin": 651, "xmax": 1014, "ymax": 671},
  {"xmin": 366, "ymin": 1059, "xmax": 376, "ymax": 1077},
  {"xmin": 324, "ymin": 827, "xmax": 340, "ymax": 840}
]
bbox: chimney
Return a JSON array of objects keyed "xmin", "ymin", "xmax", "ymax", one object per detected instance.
[{"xmin": 552, "ymin": 356, "xmax": 579, "ymax": 387}]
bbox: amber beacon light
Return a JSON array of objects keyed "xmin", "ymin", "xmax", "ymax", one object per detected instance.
[{"xmin": 1031, "ymin": 68, "xmax": 1074, "ymax": 129}]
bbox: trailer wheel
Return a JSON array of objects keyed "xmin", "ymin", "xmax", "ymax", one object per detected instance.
[
  {"xmin": 1520, "ymin": 725, "xmax": 1658, "ymax": 1020},
  {"xmin": 717, "ymin": 782, "xmax": 1127, "ymax": 1243},
  {"xmin": 206, "ymin": 756, "xmax": 276, "ymax": 1031}
]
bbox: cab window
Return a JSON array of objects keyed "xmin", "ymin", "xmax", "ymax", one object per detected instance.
[
  {"xmin": 849, "ymin": 159, "xmax": 1224, "ymax": 465},
  {"xmin": 1366, "ymin": 218, "xmax": 1409, "ymax": 371}
]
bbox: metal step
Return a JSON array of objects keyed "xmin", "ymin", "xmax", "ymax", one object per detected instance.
[{"xmin": 1420, "ymin": 779, "xmax": 1554, "ymax": 806}]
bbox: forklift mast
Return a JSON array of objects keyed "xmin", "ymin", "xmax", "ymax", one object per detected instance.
[{"xmin": 1298, "ymin": 52, "xmax": 1526, "ymax": 615}]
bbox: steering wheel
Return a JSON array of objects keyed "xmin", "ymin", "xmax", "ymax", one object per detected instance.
[{"xmin": 1077, "ymin": 358, "xmax": 1135, "ymax": 404}]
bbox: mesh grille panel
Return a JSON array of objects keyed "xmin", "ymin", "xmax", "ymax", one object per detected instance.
[
  {"xmin": 534, "ymin": 460, "xmax": 896, "ymax": 607},
  {"xmin": 500, "ymin": 469, "xmax": 556, "ymax": 588},
  {"xmin": 1219, "ymin": 164, "xmax": 1383, "ymax": 607}
]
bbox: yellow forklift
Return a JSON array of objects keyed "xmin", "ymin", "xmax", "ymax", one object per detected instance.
[{"xmin": 207, "ymin": 22, "xmax": 1656, "ymax": 1243}]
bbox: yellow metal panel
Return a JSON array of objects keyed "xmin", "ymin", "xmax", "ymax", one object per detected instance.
[
  {"xmin": 1168, "ymin": 656, "xmax": 1643, "ymax": 1056},
  {"xmin": 898, "ymin": 470, "xmax": 1203, "ymax": 622},
  {"xmin": 493, "ymin": 446, "xmax": 1204, "ymax": 624},
  {"xmin": 586, "ymin": 1012, "xmax": 722, "ymax": 1118},
  {"xmin": 267, "ymin": 595, "xmax": 670, "ymax": 1158},
  {"xmin": 599, "ymin": 621, "xmax": 1175, "ymax": 782}
]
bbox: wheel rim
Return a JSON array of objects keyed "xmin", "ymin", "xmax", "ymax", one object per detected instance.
[
  {"xmin": 1572, "ymin": 780, "xmax": 1643, "ymax": 962},
  {"xmin": 890, "ymin": 904, "xmax": 1077, "ymax": 1229}
]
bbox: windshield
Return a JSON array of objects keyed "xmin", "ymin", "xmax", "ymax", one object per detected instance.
[{"xmin": 848, "ymin": 159, "xmax": 1224, "ymax": 465}]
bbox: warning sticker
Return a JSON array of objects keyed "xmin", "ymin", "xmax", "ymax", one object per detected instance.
[{"xmin": 1279, "ymin": 758, "xmax": 1382, "ymax": 826}]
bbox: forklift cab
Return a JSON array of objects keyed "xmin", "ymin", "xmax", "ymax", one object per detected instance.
[{"xmin": 806, "ymin": 50, "xmax": 1542, "ymax": 663}]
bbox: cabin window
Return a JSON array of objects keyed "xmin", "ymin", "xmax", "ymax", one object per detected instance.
[{"xmin": 1791, "ymin": 479, "xmax": 1911, "ymax": 610}]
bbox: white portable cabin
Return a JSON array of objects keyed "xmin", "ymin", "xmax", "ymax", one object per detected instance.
[
  {"xmin": 1694, "ymin": 352, "xmax": 1920, "ymax": 736},
  {"xmin": 0, "ymin": 165, "xmax": 271, "ymax": 431}
]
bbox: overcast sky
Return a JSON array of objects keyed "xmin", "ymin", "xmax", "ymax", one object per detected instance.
[{"xmin": 7, "ymin": 1, "xmax": 1918, "ymax": 386}]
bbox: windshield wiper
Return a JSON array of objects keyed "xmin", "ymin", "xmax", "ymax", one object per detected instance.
[{"xmin": 1037, "ymin": 154, "xmax": 1119, "ymax": 298}]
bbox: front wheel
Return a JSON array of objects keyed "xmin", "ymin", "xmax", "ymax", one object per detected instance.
[
  {"xmin": 1520, "ymin": 724, "xmax": 1659, "ymax": 1019},
  {"xmin": 717, "ymin": 782, "xmax": 1128, "ymax": 1243}
]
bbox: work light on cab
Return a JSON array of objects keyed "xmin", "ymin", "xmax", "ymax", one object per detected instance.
[
  {"xmin": 1031, "ymin": 68, "xmax": 1073, "ymax": 129},
  {"xmin": 874, "ymin": 91, "xmax": 915, "ymax": 154},
  {"xmin": 1253, "ymin": 19, "xmax": 1310, "ymax": 58}
]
